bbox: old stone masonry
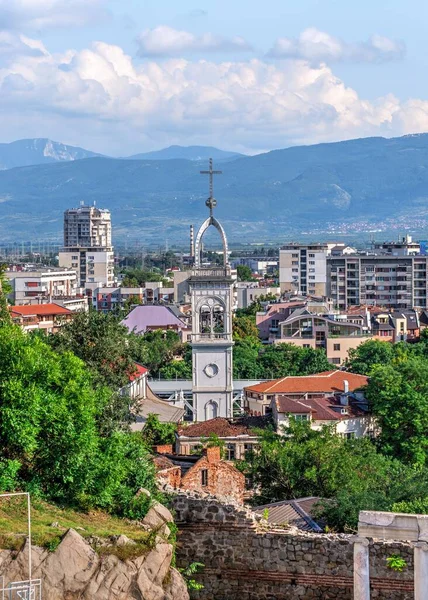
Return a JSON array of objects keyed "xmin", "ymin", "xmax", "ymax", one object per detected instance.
[{"xmin": 172, "ymin": 493, "xmax": 415, "ymax": 600}]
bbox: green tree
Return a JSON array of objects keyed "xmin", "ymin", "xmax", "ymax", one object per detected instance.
[
  {"xmin": 49, "ymin": 310, "xmax": 136, "ymax": 389},
  {"xmin": 240, "ymin": 420, "xmax": 428, "ymax": 531},
  {"xmin": 130, "ymin": 330, "xmax": 186, "ymax": 377},
  {"xmin": 366, "ymin": 358, "xmax": 428, "ymax": 465},
  {"xmin": 0, "ymin": 324, "xmax": 158, "ymax": 515},
  {"xmin": 236, "ymin": 265, "xmax": 253, "ymax": 281},
  {"xmin": 142, "ymin": 413, "xmax": 177, "ymax": 446},
  {"xmin": 0, "ymin": 264, "xmax": 11, "ymax": 325},
  {"xmin": 258, "ymin": 344, "xmax": 331, "ymax": 378},
  {"xmin": 233, "ymin": 315, "xmax": 260, "ymax": 341},
  {"xmin": 346, "ymin": 339, "xmax": 395, "ymax": 374}
]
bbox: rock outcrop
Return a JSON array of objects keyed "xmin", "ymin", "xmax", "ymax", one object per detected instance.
[{"xmin": 0, "ymin": 506, "xmax": 189, "ymax": 600}]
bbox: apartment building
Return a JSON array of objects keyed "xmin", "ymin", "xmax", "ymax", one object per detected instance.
[
  {"xmin": 275, "ymin": 310, "xmax": 371, "ymax": 365},
  {"xmin": 59, "ymin": 205, "xmax": 114, "ymax": 288},
  {"xmin": 6, "ymin": 268, "xmax": 78, "ymax": 305},
  {"xmin": 279, "ymin": 243, "xmax": 337, "ymax": 296},
  {"xmin": 63, "ymin": 205, "xmax": 112, "ymax": 247},
  {"xmin": 327, "ymin": 255, "xmax": 428, "ymax": 310},
  {"xmin": 10, "ymin": 304, "xmax": 74, "ymax": 333}
]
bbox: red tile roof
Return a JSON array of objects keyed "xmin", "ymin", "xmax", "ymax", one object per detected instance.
[
  {"xmin": 275, "ymin": 397, "xmax": 313, "ymax": 414},
  {"xmin": 129, "ymin": 363, "xmax": 148, "ymax": 382},
  {"xmin": 10, "ymin": 304, "xmax": 72, "ymax": 316},
  {"xmin": 246, "ymin": 370, "xmax": 368, "ymax": 395},
  {"xmin": 276, "ymin": 395, "xmax": 366, "ymax": 421},
  {"xmin": 178, "ymin": 416, "xmax": 270, "ymax": 438}
]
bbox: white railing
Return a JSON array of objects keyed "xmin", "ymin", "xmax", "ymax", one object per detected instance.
[
  {"xmin": 1, "ymin": 579, "xmax": 42, "ymax": 600},
  {"xmin": 191, "ymin": 332, "xmax": 232, "ymax": 341}
]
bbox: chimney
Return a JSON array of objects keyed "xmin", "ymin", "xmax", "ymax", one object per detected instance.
[
  {"xmin": 190, "ymin": 225, "xmax": 195, "ymax": 259},
  {"xmin": 153, "ymin": 444, "xmax": 173, "ymax": 455},
  {"xmin": 340, "ymin": 379, "xmax": 349, "ymax": 406},
  {"xmin": 204, "ymin": 446, "xmax": 221, "ymax": 463}
]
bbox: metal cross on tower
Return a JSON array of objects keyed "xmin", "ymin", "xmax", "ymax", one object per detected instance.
[{"xmin": 200, "ymin": 158, "xmax": 222, "ymax": 216}]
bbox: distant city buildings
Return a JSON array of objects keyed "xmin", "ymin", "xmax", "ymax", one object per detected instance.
[
  {"xmin": 279, "ymin": 243, "xmax": 334, "ymax": 297},
  {"xmin": 10, "ymin": 303, "xmax": 74, "ymax": 333},
  {"xmin": 6, "ymin": 268, "xmax": 78, "ymax": 305},
  {"xmin": 59, "ymin": 205, "xmax": 114, "ymax": 288}
]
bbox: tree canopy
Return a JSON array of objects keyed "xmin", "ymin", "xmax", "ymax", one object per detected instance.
[
  {"xmin": 240, "ymin": 421, "xmax": 428, "ymax": 531},
  {"xmin": 0, "ymin": 324, "xmax": 158, "ymax": 517}
]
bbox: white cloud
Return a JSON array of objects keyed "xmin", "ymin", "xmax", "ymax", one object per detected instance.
[
  {"xmin": 137, "ymin": 25, "xmax": 253, "ymax": 57},
  {"xmin": 268, "ymin": 28, "xmax": 405, "ymax": 64},
  {"xmin": 0, "ymin": 0, "xmax": 107, "ymax": 31},
  {"xmin": 0, "ymin": 38, "xmax": 425, "ymax": 155},
  {"xmin": 0, "ymin": 32, "xmax": 48, "ymax": 57}
]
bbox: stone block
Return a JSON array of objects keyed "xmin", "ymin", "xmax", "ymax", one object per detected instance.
[{"xmin": 359, "ymin": 510, "xmax": 428, "ymax": 541}]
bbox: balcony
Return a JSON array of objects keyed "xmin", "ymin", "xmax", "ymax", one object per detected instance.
[{"xmin": 191, "ymin": 332, "xmax": 232, "ymax": 343}]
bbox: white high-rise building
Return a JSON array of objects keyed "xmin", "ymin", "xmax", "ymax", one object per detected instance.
[{"xmin": 59, "ymin": 205, "xmax": 114, "ymax": 288}]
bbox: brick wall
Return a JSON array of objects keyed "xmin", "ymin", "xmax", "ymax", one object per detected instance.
[
  {"xmin": 153, "ymin": 444, "xmax": 174, "ymax": 454},
  {"xmin": 180, "ymin": 456, "xmax": 245, "ymax": 504},
  {"xmin": 172, "ymin": 494, "xmax": 414, "ymax": 600}
]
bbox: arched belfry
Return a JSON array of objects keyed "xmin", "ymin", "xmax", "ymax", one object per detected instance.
[{"xmin": 189, "ymin": 159, "xmax": 234, "ymax": 421}]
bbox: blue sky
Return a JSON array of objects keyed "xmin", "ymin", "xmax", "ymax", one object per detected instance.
[{"xmin": 0, "ymin": 0, "xmax": 427, "ymax": 155}]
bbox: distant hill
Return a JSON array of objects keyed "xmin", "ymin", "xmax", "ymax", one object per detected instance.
[
  {"xmin": 0, "ymin": 138, "xmax": 103, "ymax": 170},
  {"xmin": 126, "ymin": 145, "xmax": 244, "ymax": 162},
  {"xmin": 1, "ymin": 133, "xmax": 428, "ymax": 243}
]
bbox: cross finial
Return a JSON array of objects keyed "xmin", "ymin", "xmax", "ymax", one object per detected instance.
[{"xmin": 200, "ymin": 158, "xmax": 222, "ymax": 216}]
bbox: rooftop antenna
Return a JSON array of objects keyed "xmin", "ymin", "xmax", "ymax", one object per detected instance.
[{"xmin": 200, "ymin": 158, "xmax": 222, "ymax": 217}]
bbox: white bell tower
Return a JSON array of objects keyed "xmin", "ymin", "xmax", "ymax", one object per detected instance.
[{"xmin": 189, "ymin": 159, "xmax": 234, "ymax": 421}]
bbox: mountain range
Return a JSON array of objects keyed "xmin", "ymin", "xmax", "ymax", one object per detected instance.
[
  {"xmin": 0, "ymin": 139, "xmax": 242, "ymax": 170},
  {"xmin": 0, "ymin": 134, "xmax": 428, "ymax": 244}
]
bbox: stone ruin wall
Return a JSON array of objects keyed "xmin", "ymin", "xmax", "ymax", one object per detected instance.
[{"xmin": 172, "ymin": 493, "xmax": 415, "ymax": 600}]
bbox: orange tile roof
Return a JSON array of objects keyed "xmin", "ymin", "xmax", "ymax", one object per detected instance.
[
  {"xmin": 275, "ymin": 395, "xmax": 366, "ymax": 421},
  {"xmin": 129, "ymin": 363, "xmax": 148, "ymax": 382},
  {"xmin": 245, "ymin": 370, "xmax": 368, "ymax": 395},
  {"xmin": 10, "ymin": 304, "xmax": 72, "ymax": 316},
  {"xmin": 178, "ymin": 416, "xmax": 270, "ymax": 438}
]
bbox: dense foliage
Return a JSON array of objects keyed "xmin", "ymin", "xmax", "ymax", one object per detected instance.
[
  {"xmin": 0, "ymin": 325, "xmax": 158, "ymax": 518},
  {"xmin": 241, "ymin": 421, "xmax": 428, "ymax": 531}
]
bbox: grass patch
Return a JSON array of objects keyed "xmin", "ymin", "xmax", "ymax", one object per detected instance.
[{"xmin": 0, "ymin": 495, "xmax": 153, "ymax": 554}]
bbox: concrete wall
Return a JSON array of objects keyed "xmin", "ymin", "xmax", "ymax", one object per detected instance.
[{"xmin": 172, "ymin": 494, "xmax": 415, "ymax": 600}]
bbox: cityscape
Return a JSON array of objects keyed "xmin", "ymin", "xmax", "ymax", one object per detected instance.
[{"xmin": 2, "ymin": 1, "xmax": 428, "ymax": 600}]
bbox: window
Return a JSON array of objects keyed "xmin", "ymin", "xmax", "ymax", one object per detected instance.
[
  {"xmin": 344, "ymin": 432, "xmax": 356, "ymax": 440},
  {"xmin": 201, "ymin": 469, "xmax": 208, "ymax": 487},
  {"xmin": 244, "ymin": 443, "xmax": 254, "ymax": 453},
  {"xmin": 309, "ymin": 276, "xmax": 315, "ymax": 280},
  {"xmin": 309, "ymin": 260, "xmax": 315, "ymax": 265},
  {"xmin": 331, "ymin": 358, "xmax": 341, "ymax": 364},
  {"xmin": 303, "ymin": 344, "xmax": 311, "ymax": 348},
  {"xmin": 309, "ymin": 253, "xmax": 315, "ymax": 258},
  {"xmin": 226, "ymin": 444, "xmax": 235, "ymax": 460},
  {"xmin": 294, "ymin": 414, "xmax": 309, "ymax": 422},
  {"xmin": 292, "ymin": 268, "xmax": 298, "ymax": 272},
  {"xmin": 292, "ymin": 253, "xmax": 298, "ymax": 258},
  {"xmin": 292, "ymin": 261, "xmax": 299, "ymax": 265},
  {"xmin": 333, "ymin": 343, "xmax": 341, "ymax": 351}
]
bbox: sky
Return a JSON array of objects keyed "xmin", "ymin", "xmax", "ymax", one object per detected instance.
[{"xmin": 1, "ymin": 0, "xmax": 428, "ymax": 155}]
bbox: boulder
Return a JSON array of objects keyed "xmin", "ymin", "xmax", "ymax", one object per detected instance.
[
  {"xmin": 0, "ymin": 526, "xmax": 189, "ymax": 600},
  {"xmin": 164, "ymin": 567, "xmax": 190, "ymax": 600},
  {"xmin": 142, "ymin": 502, "xmax": 173, "ymax": 536},
  {"xmin": 42, "ymin": 529, "xmax": 99, "ymax": 594}
]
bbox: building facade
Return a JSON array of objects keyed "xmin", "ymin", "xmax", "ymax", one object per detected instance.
[
  {"xmin": 6, "ymin": 269, "xmax": 78, "ymax": 305},
  {"xmin": 279, "ymin": 243, "xmax": 332, "ymax": 296},
  {"xmin": 59, "ymin": 205, "xmax": 114, "ymax": 288},
  {"xmin": 327, "ymin": 255, "xmax": 428, "ymax": 310},
  {"xmin": 189, "ymin": 160, "xmax": 235, "ymax": 421}
]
